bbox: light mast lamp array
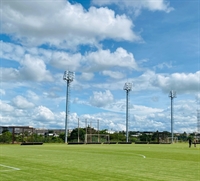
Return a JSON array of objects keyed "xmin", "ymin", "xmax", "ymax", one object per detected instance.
[
  {"xmin": 63, "ymin": 71, "xmax": 75, "ymax": 143},
  {"xmin": 123, "ymin": 82, "xmax": 132, "ymax": 142}
]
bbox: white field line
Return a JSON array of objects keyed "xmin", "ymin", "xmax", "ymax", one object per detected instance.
[
  {"xmin": 0, "ymin": 169, "xmax": 17, "ymax": 172},
  {"xmin": 136, "ymin": 154, "xmax": 146, "ymax": 158},
  {"xmin": 0, "ymin": 164, "xmax": 20, "ymax": 171}
]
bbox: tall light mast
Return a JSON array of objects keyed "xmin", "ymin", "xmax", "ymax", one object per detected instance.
[
  {"xmin": 123, "ymin": 82, "xmax": 132, "ymax": 142},
  {"xmin": 63, "ymin": 71, "xmax": 75, "ymax": 143},
  {"xmin": 197, "ymin": 109, "xmax": 200, "ymax": 133},
  {"xmin": 169, "ymin": 90, "xmax": 176, "ymax": 143}
]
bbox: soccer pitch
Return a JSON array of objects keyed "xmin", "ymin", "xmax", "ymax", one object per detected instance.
[{"xmin": 0, "ymin": 143, "xmax": 199, "ymax": 181}]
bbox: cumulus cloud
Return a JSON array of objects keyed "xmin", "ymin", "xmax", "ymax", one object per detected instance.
[
  {"xmin": 0, "ymin": 67, "xmax": 20, "ymax": 82},
  {"xmin": 20, "ymin": 54, "xmax": 53, "ymax": 81},
  {"xmin": 79, "ymin": 72, "xmax": 94, "ymax": 81},
  {"xmin": 33, "ymin": 106, "xmax": 55, "ymax": 122},
  {"xmin": 92, "ymin": 0, "xmax": 174, "ymax": 15},
  {"xmin": 126, "ymin": 70, "xmax": 200, "ymax": 94},
  {"xmin": 84, "ymin": 47, "xmax": 138, "ymax": 71},
  {"xmin": 50, "ymin": 47, "xmax": 139, "ymax": 73},
  {"xmin": 0, "ymin": 101, "xmax": 66, "ymax": 128},
  {"xmin": 1, "ymin": 0, "xmax": 140, "ymax": 48},
  {"xmin": 196, "ymin": 94, "xmax": 200, "ymax": 105},
  {"xmin": 1, "ymin": 54, "xmax": 53, "ymax": 82},
  {"xmin": 1, "ymin": 42, "xmax": 138, "ymax": 80},
  {"xmin": 0, "ymin": 41, "xmax": 25, "ymax": 62},
  {"xmin": 26, "ymin": 90, "xmax": 40, "ymax": 101},
  {"xmin": 102, "ymin": 70, "xmax": 125, "ymax": 79},
  {"xmin": 132, "ymin": 114, "xmax": 166, "ymax": 131},
  {"xmin": 153, "ymin": 62, "xmax": 172, "ymax": 70},
  {"xmin": 50, "ymin": 51, "xmax": 82, "ymax": 71},
  {"xmin": 90, "ymin": 90, "xmax": 114, "ymax": 107},
  {"xmin": 77, "ymin": 112, "xmax": 125, "ymax": 130},
  {"xmin": 150, "ymin": 71, "xmax": 200, "ymax": 93},
  {"xmin": 12, "ymin": 95, "xmax": 34, "ymax": 109},
  {"xmin": 131, "ymin": 105, "xmax": 163, "ymax": 115},
  {"xmin": 0, "ymin": 89, "xmax": 6, "ymax": 96},
  {"xmin": 0, "ymin": 100, "xmax": 14, "ymax": 112}
]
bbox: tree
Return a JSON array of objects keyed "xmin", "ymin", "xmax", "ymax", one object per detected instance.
[
  {"xmin": 99, "ymin": 129, "xmax": 108, "ymax": 134},
  {"xmin": 2, "ymin": 129, "xmax": 9, "ymax": 134},
  {"xmin": 117, "ymin": 131, "xmax": 126, "ymax": 141},
  {"xmin": 0, "ymin": 131, "xmax": 12, "ymax": 143},
  {"xmin": 69, "ymin": 128, "xmax": 86, "ymax": 142},
  {"xmin": 139, "ymin": 133, "xmax": 148, "ymax": 141},
  {"xmin": 178, "ymin": 132, "xmax": 188, "ymax": 142},
  {"xmin": 110, "ymin": 132, "xmax": 119, "ymax": 141},
  {"xmin": 59, "ymin": 133, "xmax": 65, "ymax": 142}
]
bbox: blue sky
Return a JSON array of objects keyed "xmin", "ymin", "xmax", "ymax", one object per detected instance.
[{"xmin": 1, "ymin": 0, "xmax": 200, "ymax": 133}]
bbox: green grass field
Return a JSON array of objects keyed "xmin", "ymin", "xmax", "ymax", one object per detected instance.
[{"xmin": 0, "ymin": 143, "xmax": 199, "ymax": 181}]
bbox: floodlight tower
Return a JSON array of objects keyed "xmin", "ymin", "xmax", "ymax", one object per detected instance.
[
  {"xmin": 123, "ymin": 82, "xmax": 132, "ymax": 142},
  {"xmin": 197, "ymin": 109, "xmax": 200, "ymax": 133},
  {"xmin": 169, "ymin": 90, "xmax": 176, "ymax": 143},
  {"xmin": 63, "ymin": 71, "xmax": 75, "ymax": 143}
]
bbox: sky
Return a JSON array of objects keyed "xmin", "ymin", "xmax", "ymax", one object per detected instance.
[{"xmin": 0, "ymin": 0, "xmax": 200, "ymax": 133}]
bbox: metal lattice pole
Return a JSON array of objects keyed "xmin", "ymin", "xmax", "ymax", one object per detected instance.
[
  {"xmin": 197, "ymin": 110, "xmax": 200, "ymax": 133},
  {"xmin": 123, "ymin": 82, "xmax": 132, "ymax": 142},
  {"xmin": 63, "ymin": 71, "xmax": 75, "ymax": 143},
  {"xmin": 169, "ymin": 90, "xmax": 176, "ymax": 143},
  {"xmin": 78, "ymin": 118, "xmax": 80, "ymax": 143}
]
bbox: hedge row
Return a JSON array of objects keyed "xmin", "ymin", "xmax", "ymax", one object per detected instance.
[{"xmin": 21, "ymin": 142, "xmax": 43, "ymax": 145}]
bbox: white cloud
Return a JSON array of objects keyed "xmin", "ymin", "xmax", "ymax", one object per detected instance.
[
  {"xmin": 150, "ymin": 71, "xmax": 200, "ymax": 93},
  {"xmin": 1, "ymin": 0, "xmax": 140, "ymax": 48},
  {"xmin": 1, "ymin": 54, "xmax": 53, "ymax": 82},
  {"xmin": 132, "ymin": 115, "xmax": 166, "ymax": 131},
  {"xmin": 153, "ymin": 62, "xmax": 172, "ymax": 70},
  {"xmin": 1, "ymin": 42, "xmax": 138, "ymax": 79},
  {"xmin": 0, "ymin": 67, "xmax": 20, "ymax": 82},
  {"xmin": 0, "ymin": 100, "xmax": 14, "ymax": 112},
  {"xmin": 12, "ymin": 95, "xmax": 34, "ymax": 109},
  {"xmin": 131, "ymin": 105, "xmax": 163, "ymax": 115},
  {"xmin": 90, "ymin": 90, "xmax": 114, "ymax": 107},
  {"xmin": 0, "ymin": 89, "xmax": 6, "ymax": 96},
  {"xmin": 102, "ymin": 70, "xmax": 125, "ymax": 79},
  {"xmin": 92, "ymin": 0, "xmax": 174, "ymax": 15},
  {"xmin": 77, "ymin": 112, "xmax": 126, "ymax": 131},
  {"xmin": 0, "ymin": 101, "xmax": 65, "ymax": 128},
  {"xmin": 33, "ymin": 106, "xmax": 55, "ymax": 122},
  {"xmin": 84, "ymin": 47, "xmax": 138, "ymax": 71},
  {"xmin": 26, "ymin": 90, "xmax": 40, "ymax": 101},
  {"xmin": 0, "ymin": 41, "xmax": 25, "ymax": 62},
  {"xmin": 79, "ymin": 72, "xmax": 94, "ymax": 81},
  {"xmin": 50, "ymin": 51, "xmax": 82, "ymax": 71},
  {"xmin": 20, "ymin": 54, "xmax": 53, "ymax": 81},
  {"xmin": 196, "ymin": 94, "xmax": 200, "ymax": 105},
  {"xmin": 120, "ymin": 70, "xmax": 200, "ymax": 94}
]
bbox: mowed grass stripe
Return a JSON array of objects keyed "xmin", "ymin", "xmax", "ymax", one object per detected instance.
[{"xmin": 0, "ymin": 143, "xmax": 199, "ymax": 181}]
